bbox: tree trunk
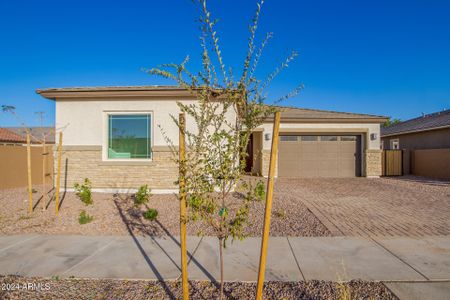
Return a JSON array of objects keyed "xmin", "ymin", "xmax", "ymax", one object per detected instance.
[{"xmin": 219, "ymin": 237, "xmax": 224, "ymax": 300}]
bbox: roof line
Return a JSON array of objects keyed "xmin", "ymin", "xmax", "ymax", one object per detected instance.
[
  {"xmin": 273, "ymin": 105, "xmax": 388, "ymax": 119},
  {"xmin": 381, "ymin": 124, "xmax": 450, "ymax": 137},
  {"xmin": 36, "ymin": 85, "xmax": 187, "ymax": 93}
]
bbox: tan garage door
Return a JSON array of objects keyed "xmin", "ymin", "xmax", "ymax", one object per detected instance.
[{"xmin": 278, "ymin": 135, "xmax": 361, "ymax": 178}]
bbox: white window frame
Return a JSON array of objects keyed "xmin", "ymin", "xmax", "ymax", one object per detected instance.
[
  {"xmin": 390, "ymin": 138, "xmax": 400, "ymax": 150},
  {"xmin": 102, "ymin": 111, "xmax": 154, "ymax": 162}
]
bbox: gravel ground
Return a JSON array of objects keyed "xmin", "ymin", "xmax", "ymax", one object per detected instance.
[
  {"xmin": 0, "ymin": 276, "xmax": 397, "ymax": 300},
  {"xmin": 0, "ymin": 183, "xmax": 330, "ymax": 237}
]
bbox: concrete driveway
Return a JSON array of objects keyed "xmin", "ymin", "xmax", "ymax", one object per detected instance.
[{"xmin": 274, "ymin": 176, "xmax": 450, "ymax": 237}]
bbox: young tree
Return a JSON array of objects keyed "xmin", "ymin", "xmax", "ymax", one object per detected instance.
[{"xmin": 148, "ymin": 1, "xmax": 301, "ymax": 298}]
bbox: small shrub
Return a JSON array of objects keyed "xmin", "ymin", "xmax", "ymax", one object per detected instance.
[
  {"xmin": 274, "ymin": 209, "xmax": 286, "ymax": 219},
  {"xmin": 78, "ymin": 210, "xmax": 93, "ymax": 224},
  {"xmin": 143, "ymin": 208, "xmax": 158, "ymax": 221},
  {"xmin": 134, "ymin": 185, "xmax": 151, "ymax": 206},
  {"xmin": 74, "ymin": 178, "xmax": 93, "ymax": 205},
  {"xmin": 17, "ymin": 215, "xmax": 33, "ymax": 221},
  {"xmin": 254, "ymin": 180, "xmax": 266, "ymax": 201}
]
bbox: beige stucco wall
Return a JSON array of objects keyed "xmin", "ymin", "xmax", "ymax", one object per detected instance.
[
  {"xmin": 55, "ymin": 98, "xmax": 236, "ymax": 190},
  {"xmin": 56, "ymin": 98, "xmax": 236, "ymax": 147},
  {"xmin": 251, "ymin": 132, "xmax": 263, "ymax": 175}
]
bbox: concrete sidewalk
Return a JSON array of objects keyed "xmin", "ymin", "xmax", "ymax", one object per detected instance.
[{"xmin": 0, "ymin": 234, "xmax": 449, "ymax": 283}]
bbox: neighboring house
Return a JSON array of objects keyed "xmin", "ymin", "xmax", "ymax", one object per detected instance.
[
  {"xmin": 37, "ymin": 86, "xmax": 387, "ymax": 192},
  {"xmin": 0, "ymin": 128, "xmax": 26, "ymax": 145},
  {"xmin": 381, "ymin": 109, "xmax": 450, "ymax": 180},
  {"xmin": 7, "ymin": 127, "xmax": 55, "ymax": 144}
]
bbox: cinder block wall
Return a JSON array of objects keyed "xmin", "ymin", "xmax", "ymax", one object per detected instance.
[
  {"xmin": 0, "ymin": 145, "xmax": 53, "ymax": 189},
  {"xmin": 411, "ymin": 149, "xmax": 450, "ymax": 180}
]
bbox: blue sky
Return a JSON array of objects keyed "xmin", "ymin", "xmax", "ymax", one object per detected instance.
[{"xmin": 0, "ymin": 0, "xmax": 449, "ymax": 126}]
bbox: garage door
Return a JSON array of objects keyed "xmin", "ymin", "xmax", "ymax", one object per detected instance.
[{"xmin": 278, "ymin": 135, "xmax": 361, "ymax": 178}]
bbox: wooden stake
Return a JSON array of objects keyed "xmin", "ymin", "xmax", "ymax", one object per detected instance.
[
  {"xmin": 42, "ymin": 139, "xmax": 46, "ymax": 211},
  {"xmin": 256, "ymin": 111, "xmax": 281, "ymax": 300},
  {"xmin": 179, "ymin": 113, "xmax": 189, "ymax": 300},
  {"xmin": 55, "ymin": 132, "xmax": 63, "ymax": 214},
  {"xmin": 26, "ymin": 133, "xmax": 33, "ymax": 214}
]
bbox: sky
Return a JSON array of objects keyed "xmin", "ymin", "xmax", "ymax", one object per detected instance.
[{"xmin": 0, "ymin": 0, "xmax": 449, "ymax": 126}]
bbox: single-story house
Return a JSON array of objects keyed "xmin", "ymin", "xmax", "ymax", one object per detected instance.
[
  {"xmin": 381, "ymin": 109, "xmax": 450, "ymax": 180},
  {"xmin": 8, "ymin": 127, "xmax": 55, "ymax": 144},
  {"xmin": 0, "ymin": 128, "xmax": 26, "ymax": 145},
  {"xmin": 37, "ymin": 86, "xmax": 388, "ymax": 192}
]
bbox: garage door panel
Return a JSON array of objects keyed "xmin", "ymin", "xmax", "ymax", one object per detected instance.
[
  {"xmin": 298, "ymin": 162, "xmax": 318, "ymax": 177},
  {"xmin": 279, "ymin": 141, "xmax": 299, "ymax": 177},
  {"xmin": 318, "ymin": 152, "xmax": 339, "ymax": 160},
  {"xmin": 318, "ymin": 142, "xmax": 339, "ymax": 153},
  {"xmin": 279, "ymin": 135, "xmax": 361, "ymax": 178},
  {"xmin": 318, "ymin": 160, "xmax": 338, "ymax": 177},
  {"xmin": 279, "ymin": 145, "xmax": 299, "ymax": 159},
  {"xmin": 300, "ymin": 152, "xmax": 321, "ymax": 161},
  {"xmin": 339, "ymin": 142, "xmax": 357, "ymax": 152},
  {"xmin": 299, "ymin": 143, "xmax": 319, "ymax": 153},
  {"xmin": 339, "ymin": 159, "xmax": 356, "ymax": 177}
]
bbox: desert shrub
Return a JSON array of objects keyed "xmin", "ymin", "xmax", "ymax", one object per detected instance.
[
  {"xmin": 143, "ymin": 208, "xmax": 158, "ymax": 221},
  {"xmin": 254, "ymin": 180, "xmax": 266, "ymax": 201},
  {"xmin": 134, "ymin": 185, "xmax": 151, "ymax": 206},
  {"xmin": 240, "ymin": 179, "xmax": 266, "ymax": 202},
  {"xmin": 274, "ymin": 209, "xmax": 286, "ymax": 219},
  {"xmin": 78, "ymin": 210, "xmax": 93, "ymax": 224},
  {"xmin": 74, "ymin": 178, "xmax": 93, "ymax": 205}
]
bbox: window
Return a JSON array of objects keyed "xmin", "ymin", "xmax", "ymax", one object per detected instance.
[
  {"xmin": 320, "ymin": 135, "xmax": 338, "ymax": 141},
  {"xmin": 340, "ymin": 136, "xmax": 357, "ymax": 141},
  {"xmin": 108, "ymin": 114, "xmax": 151, "ymax": 159},
  {"xmin": 280, "ymin": 136, "xmax": 298, "ymax": 142},
  {"xmin": 300, "ymin": 136, "xmax": 318, "ymax": 141},
  {"xmin": 390, "ymin": 139, "xmax": 400, "ymax": 150}
]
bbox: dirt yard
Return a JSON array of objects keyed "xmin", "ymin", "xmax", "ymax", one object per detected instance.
[
  {"xmin": 0, "ymin": 276, "xmax": 397, "ymax": 300},
  {"xmin": 0, "ymin": 184, "xmax": 330, "ymax": 237}
]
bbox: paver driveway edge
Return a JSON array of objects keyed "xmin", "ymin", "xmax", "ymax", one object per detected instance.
[{"xmin": 298, "ymin": 201, "xmax": 344, "ymax": 236}]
